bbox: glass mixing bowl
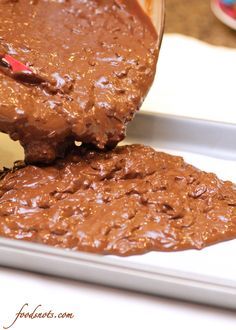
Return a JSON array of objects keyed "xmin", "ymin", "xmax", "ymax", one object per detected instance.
[{"xmin": 138, "ymin": 0, "xmax": 165, "ymax": 50}]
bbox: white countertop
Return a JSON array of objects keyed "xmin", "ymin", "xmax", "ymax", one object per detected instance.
[
  {"xmin": 0, "ymin": 266, "xmax": 236, "ymax": 330},
  {"xmin": 142, "ymin": 35, "xmax": 236, "ymax": 124},
  {"xmin": 0, "ymin": 35, "xmax": 236, "ymax": 329}
]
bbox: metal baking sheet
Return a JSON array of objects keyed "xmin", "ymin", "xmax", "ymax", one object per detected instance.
[{"xmin": 0, "ymin": 112, "xmax": 235, "ymax": 309}]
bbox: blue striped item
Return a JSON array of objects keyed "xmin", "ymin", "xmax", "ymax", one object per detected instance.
[{"xmin": 221, "ymin": 0, "xmax": 236, "ymax": 5}]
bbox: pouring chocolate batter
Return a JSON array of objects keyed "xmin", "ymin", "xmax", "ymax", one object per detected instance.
[
  {"xmin": 0, "ymin": 144, "xmax": 235, "ymax": 256},
  {"xmin": 1, "ymin": 1, "xmax": 235, "ymax": 258},
  {"xmin": 0, "ymin": 0, "xmax": 158, "ymax": 164}
]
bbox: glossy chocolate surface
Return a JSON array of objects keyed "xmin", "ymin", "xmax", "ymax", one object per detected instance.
[
  {"xmin": 0, "ymin": 145, "xmax": 235, "ymax": 256},
  {"xmin": 0, "ymin": 0, "xmax": 157, "ymax": 163}
]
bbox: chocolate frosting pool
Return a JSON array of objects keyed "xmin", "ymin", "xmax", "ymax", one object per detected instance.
[
  {"xmin": 0, "ymin": 0, "xmax": 158, "ymax": 164},
  {"xmin": 0, "ymin": 144, "xmax": 235, "ymax": 256}
]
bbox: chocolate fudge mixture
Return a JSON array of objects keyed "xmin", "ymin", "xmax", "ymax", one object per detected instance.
[
  {"xmin": 0, "ymin": 145, "xmax": 235, "ymax": 256},
  {"xmin": 0, "ymin": 0, "xmax": 158, "ymax": 164},
  {"xmin": 1, "ymin": 1, "xmax": 235, "ymax": 257}
]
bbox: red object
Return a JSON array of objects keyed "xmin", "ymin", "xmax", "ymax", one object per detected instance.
[
  {"xmin": 4, "ymin": 54, "xmax": 32, "ymax": 73},
  {"xmin": 219, "ymin": 1, "xmax": 236, "ymax": 18}
]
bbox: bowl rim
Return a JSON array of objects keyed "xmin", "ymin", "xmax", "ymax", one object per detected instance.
[{"xmin": 157, "ymin": 0, "xmax": 165, "ymax": 50}]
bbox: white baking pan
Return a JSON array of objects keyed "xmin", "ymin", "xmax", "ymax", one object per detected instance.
[{"xmin": 0, "ymin": 112, "xmax": 235, "ymax": 310}]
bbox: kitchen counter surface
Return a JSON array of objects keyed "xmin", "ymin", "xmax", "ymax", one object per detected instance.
[{"xmin": 165, "ymin": 0, "xmax": 236, "ymax": 48}]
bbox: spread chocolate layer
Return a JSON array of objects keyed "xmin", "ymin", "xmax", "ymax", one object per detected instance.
[
  {"xmin": 0, "ymin": 0, "xmax": 158, "ymax": 164},
  {"xmin": 0, "ymin": 144, "xmax": 235, "ymax": 256}
]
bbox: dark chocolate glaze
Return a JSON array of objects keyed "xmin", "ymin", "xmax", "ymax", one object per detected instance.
[
  {"xmin": 0, "ymin": 0, "xmax": 158, "ymax": 163},
  {"xmin": 0, "ymin": 145, "xmax": 235, "ymax": 256}
]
